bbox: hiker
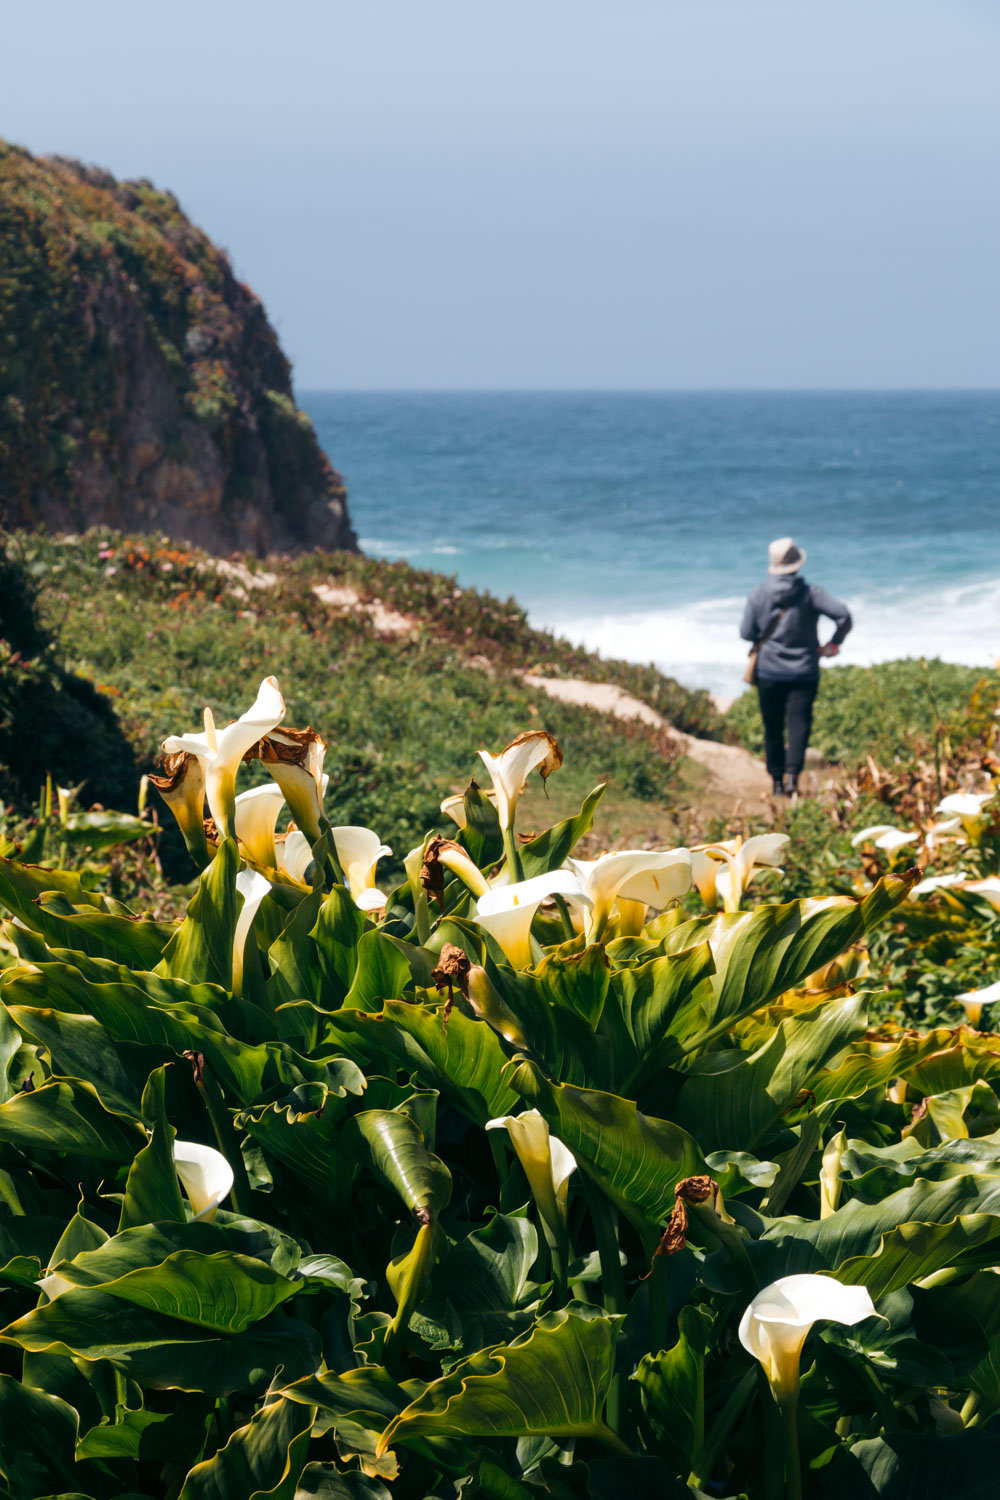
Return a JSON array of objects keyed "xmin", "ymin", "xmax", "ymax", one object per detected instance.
[{"xmin": 740, "ymin": 537, "xmax": 852, "ymax": 797}]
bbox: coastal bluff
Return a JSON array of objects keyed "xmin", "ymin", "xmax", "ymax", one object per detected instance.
[{"xmin": 0, "ymin": 142, "xmax": 356, "ymax": 556}]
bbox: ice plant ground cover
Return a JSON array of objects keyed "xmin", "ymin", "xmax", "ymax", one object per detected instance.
[{"xmin": 4, "ymin": 686, "xmax": 1000, "ymax": 1495}]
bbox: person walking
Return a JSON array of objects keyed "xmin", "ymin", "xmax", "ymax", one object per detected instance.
[{"xmin": 740, "ymin": 537, "xmax": 852, "ymax": 797}]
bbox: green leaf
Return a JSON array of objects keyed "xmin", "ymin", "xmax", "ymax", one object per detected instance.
[
  {"xmin": 674, "ymin": 995, "xmax": 869, "ymax": 1153},
  {"xmin": 534, "ymin": 945, "xmax": 611, "ymax": 1029},
  {"xmin": 294, "ymin": 1468, "xmax": 391, "ymax": 1499},
  {"xmin": 6, "ymin": 1003, "xmax": 143, "ymax": 1115},
  {"xmin": 59, "ymin": 809, "xmax": 154, "ymax": 852},
  {"xmin": 352, "ymin": 1107, "xmax": 452, "ymax": 1222},
  {"xmin": 238, "ymin": 1078, "xmax": 365, "ymax": 1212},
  {"xmin": 330, "ymin": 1000, "xmax": 519, "ymax": 1124},
  {"xmin": 28, "ymin": 891, "xmax": 173, "ymax": 967},
  {"xmin": 0, "ymin": 853, "xmax": 108, "ymax": 919},
  {"xmin": 343, "ymin": 930, "xmax": 412, "ymax": 1012},
  {"xmin": 838, "ymin": 1431, "xmax": 1000, "ymax": 1498},
  {"xmin": 379, "ymin": 1306, "xmax": 620, "ymax": 1450},
  {"xmin": 0, "ymin": 1372, "xmax": 89, "ymax": 1497},
  {"xmin": 518, "ymin": 784, "xmax": 606, "ymax": 879},
  {"xmin": 178, "ymin": 1396, "xmax": 314, "ymax": 1500},
  {"xmin": 157, "ymin": 836, "xmax": 240, "ymax": 989},
  {"xmin": 0, "ymin": 1077, "xmax": 144, "ymax": 1159},
  {"xmin": 311, "ymin": 886, "xmax": 365, "ymax": 1006},
  {"xmin": 1, "ymin": 1292, "xmax": 320, "ymax": 1396},
  {"xmin": 119, "ymin": 1064, "xmax": 187, "ymax": 1230},
  {"xmin": 635, "ymin": 1304, "xmax": 712, "ymax": 1474},
  {"xmin": 508, "ymin": 1059, "xmax": 705, "ymax": 1237}
]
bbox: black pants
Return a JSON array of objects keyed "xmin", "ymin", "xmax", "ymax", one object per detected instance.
[{"xmin": 757, "ymin": 677, "xmax": 818, "ymax": 781}]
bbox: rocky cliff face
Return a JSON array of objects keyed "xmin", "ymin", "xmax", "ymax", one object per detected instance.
[{"xmin": 0, "ymin": 142, "xmax": 356, "ymax": 555}]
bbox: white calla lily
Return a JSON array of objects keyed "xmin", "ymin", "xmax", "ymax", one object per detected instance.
[
  {"xmin": 478, "ymin": 731, "xmax": 562, "ymax": 832},
  {"xmin": 148, "ymin": 750, "xmax": 209, "ymax": 863},
  {"xmin": 850, "ymin": 824, "xmax": 919, "ymax": 859},
  {"xmin": 695, "ymin": 834, "xmax": 790, "ymax": 912},
  {"xmin": 954, "ymin": 979, "xmax": 1000, "ymax": 1029},
  {"xmin": 963, "ymin": 878, "xmax": 1000, "ymax": 913},
  {"xmin": 473, "ymin": 870, "xmax": 590, "ymax": 969},
  {"xmin": 234, "ymin": 783, "xmax": 285, "ymax": 869},
  {"xmin": 936, "ymin": 791, "xmax": 996, "ymax": 845},
  {"xmin": 485, "ymin": 1109, "xmax": 576, "ymax": 1242},
  {"xmin": 924, "ymin": 817, "xmax": 964, "ymax": 852},
  {"xmin": 739, "ymin": 1273, "xmax": 877, "ymax": 1405},
  {"xmin": 908, "ymin": 871, "xmax": 968, "ymax": 901},
  {"xmin": 278, "ymin": 830, "xmax": 316, "ymax": 885},
  {"xmin": 36, "ymin": 1270, "xmax": 76, "ymax": 1301},
  {"xmin": 331, "ymin": 826, "xmax": 393, "ymax": 900},
  {"xmin": 232, "ymin": 867, "xmax": 272, "ymax": 995},
  {"xmin": 259, "ymin": 726, "xmax": 327, "ymax": 841},
  {"xmin": 356, "ymin": 887, "xmax": 389, "ymax": 914},
  {"xmin": 163, "ymin": 676, "xmax": 285, "ymax": 838},
  {"xmin": 566, "ymin": 848, "xmax": 692, "ymax": 939},
  {"xmin": 173, "ymin": 1140, "xmax": 234, "ymax": 1222}
]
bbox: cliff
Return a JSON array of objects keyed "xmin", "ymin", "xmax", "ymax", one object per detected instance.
[{"xmin": 0, "ymin": 142, "xmax": 356, "ymax": 555}]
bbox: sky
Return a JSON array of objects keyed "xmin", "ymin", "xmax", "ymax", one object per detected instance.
[{"xmin": 3, "ymin": 0, "xmax": 1000, "ymax": 390}]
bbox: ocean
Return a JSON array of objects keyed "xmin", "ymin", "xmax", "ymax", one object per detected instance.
[{"xmin": 302, "ymin": 391, "xmax": 1000, "ymax": 697}]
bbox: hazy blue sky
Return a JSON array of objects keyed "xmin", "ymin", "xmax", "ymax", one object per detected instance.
[{"xmin": 4, "ymin": 0, "xmax": 999, "ymax": 389}]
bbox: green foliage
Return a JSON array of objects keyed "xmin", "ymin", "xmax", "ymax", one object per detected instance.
[
  {"xmin": 726, "ymin": 657, "xmax": 1000, "ymax": 765},
  {"xmin": 2, "ymin": 692, "xmax": 1000, "ymax": 1497}
]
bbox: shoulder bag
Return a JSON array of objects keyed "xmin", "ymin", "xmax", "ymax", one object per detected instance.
[{"xmin": 743, "ymin": 609, "xmax": 786, "ymax": 686}]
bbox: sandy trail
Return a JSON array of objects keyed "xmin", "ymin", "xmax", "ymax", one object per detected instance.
[{"xmin": 521, "ymin": 674, "xmax": 773, "ymax": 804}]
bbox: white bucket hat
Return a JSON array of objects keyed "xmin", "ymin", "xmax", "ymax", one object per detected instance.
[{"xmin": 768, "ymin": 536, "xmax": 806, "ymax": 575}]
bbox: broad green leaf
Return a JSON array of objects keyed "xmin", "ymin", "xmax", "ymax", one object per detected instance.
[
  {"xmin": 835, "ymin": 1215, "xmax": 1000, "ymax": 1298},
  {"xmin": 178, "ymin": 1395, "xmax": 314, "ymax": 1500},
  {"xmin": 157, "ymin": 836, "xmax": 240, "ymax": 989},
  {"xmin": 429, "ymin": 1211, "xmax": 540, "ymax": 1349},
  {"xmin": 674, "ymin": 995, "xmax": 869, "ymax": 1152},
  {"xmin": 311, "ymin": 885, "xmax": 365, "ymax": 1005},
  {"xmin": 266, "ymin": 886, "xmax": 325, "ymax": 1008},
  {"xmin": 1, "ymin": 1293, "xmax": 320, "ymax": 1396},
  {"xmin": 343, "ymin": 930, "xmax": 412, "ymax": 1012},
  {"xmin": 330, "ymin": 1000, "xmax": 519, "ymax": 1124},
  {"xmin": 0, "ymin": 1004, "xmax": 23, "ymax": 1105},
  {"xmin": 0, "ymin": 853, "xmax": 108, "ymax": 917},
  {"xmin": 533, "ymin": 945, "xmax": 611, "ymax": 1028},
  {"xmin": 379, "ymin": 1307, "xmax": 620, "ymax": 1450},
  {"xmin": 507, "ymin": 1059, "xmax": 705, "ymax": 1238},
  {"xmin": 6, "ymin": 1004, "xmax": 143, "ymax": 1115},
  {"xmin": 295, "ymin": 1467, "xmax": 391, "ymax": 1499},
  {"xmin": 635, "ymin": 1303, "xmax": 712, "ymax": 1475},
  {"xmin": 59, "ymin": 809, "xmax": 153, "ymax": 852},
  {"xmin": 282, "ymin": 1365, "xmax": 408, "ymax": 1480},
  {"xmin": 76, "ymin": 1396, "xmax": 208, "ymax": 1463},
  {"xmin": 518, "ymin": 784, "xmax": 606, "ymax": 879},
  {"xmin": 119, "ymin": 1064, "xmax": 187, "ymax": 1230},
  {"xmin": 0, "ymin": 1372, "xmax": 92, "ymax": 1498},
  {"xmin": 841, "ymin": 1431, "xmax": 1000, "ymax": 1498},
  {"xmin": 457, "ymin": 782, "xmax": 503, "ymax": 870},
  {"xmin": 239, "ymin": 1077, "xmax": 365, "ymax": 1211},
  {"xmin": 29, "ymin": 890, "xmax": 173, "ymax": 967},
  {"xmin": 0, "ymin": 1077, "xmax": 144, "ymax": 1159},
  {"xmin": 352, "ymin": 1108, "xmax": 452, "ymax": 1221}
]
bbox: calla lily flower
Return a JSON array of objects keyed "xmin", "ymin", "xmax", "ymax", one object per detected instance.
[
  {"xmin": 485, "ymin": 1109, "xmax": 576, "ymax": 1243},
  {"xmin": 954, "ymin": 979, "xmax": 1000, "ymax": 1029},
  {"xmin": 421, "ymin": 835, "xmax": 490, "ymax": 901},
  {"xmin": 909, "ymin": 871, "xmax": 968, "ymax": 900},
  {"xmin": 162, "ymin": 677, "xmax": 285, "ymax": 839},
  {"xmin": 232, "ymin": 867, "xmax": 272, "ymax": 995},
  {"xmin": 566, "ymin": 848, "xmax": 692, "ymax": 939},
  {"xmin": 818, "ymin": 1128, "xmax": 846, "ymax": 1218},
  {"xmin": 259, "ymin": 726, "xmax": 327, "ymax": 841},
  {"xmin": 739, "ymin": 1273, "xmax": 876, "ymax": 1406},
  {"xmin": 850, "ymin": 824, "xmax": 919, "ymax": 854},
  {"xmin": 694, "ymin": 834, "xmax": 789, "ymax": 912},
  {"xmin": 278, "ymin": 829, "xmax": 316, "ymax": 885},
  {"xmin": 331, "ymin": 825, "xmax": 393, "ymax": 900},
  {"xmin": 148, "ymin": 750, "xmax": 209, "ymax": 864},
  {"xmin": 936, "ymin": 791, "xmax": 996, "ymax": 845},
  {"xmin": 234, "ymin": 783, "xmax": 285, "ymax": 869},
  {"xmin": 478, "ymin": 731, "xmax": 562, "ymax": 832},
  {"xmin": 36, "ymin": 1269, "xmax": 75, "ymax": 1301},
  {"xmin": 964, "ymin": 877, "xmax": 1000, "ymax": 912},
  {"xmin": 473, "ymin": 870, "xmax": 590, "ymax": 968},
  {"xmin": 441, "ymin": 788, "xmax": 497, "ymax": 830},
  {"xmin": 356, "ymin": 887, "xmax": 389, "ymax": 915},
  {"xmin": 173, "ymin": 1140, "xmax": 234, "ymax": 1222}
]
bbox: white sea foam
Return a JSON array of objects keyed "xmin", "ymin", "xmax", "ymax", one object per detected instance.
[{"xmin": 538, "ymin": 575, "xmax": 1000, "ymax": 697}]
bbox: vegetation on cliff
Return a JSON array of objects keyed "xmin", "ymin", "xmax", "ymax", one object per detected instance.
[{"xmin": 0, "ymin": 142, "xmax": 355, "ymax": 554}]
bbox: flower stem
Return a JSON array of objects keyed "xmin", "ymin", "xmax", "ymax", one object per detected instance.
[
  {"xmin": 688, "ymin": 1368, "xmax": 755, "ymax": 1490},
  {"xmin": 502, "ymin": 826, "xmax": 524, "ymax": 884},
  {"xmin": 582, "ymin": 1175, "xmax": 627, "ymax": 1438},
  {"xmin": 195, "ymin": 1066, "xmax": 251, "ymax": 1217},
  {"xmin": 552, "ymin": 892, "xmax": 575, "ymax": 941},
  {"xmin": 779, "ymin": 1395, "xmax": 802, "ymax": 1500}
]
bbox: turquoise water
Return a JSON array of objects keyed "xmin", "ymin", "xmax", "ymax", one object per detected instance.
[{"xmin": 302, "ymin": 391, "xmax": 1000, "ymax": 694}]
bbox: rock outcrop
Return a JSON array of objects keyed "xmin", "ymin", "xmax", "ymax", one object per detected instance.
[{"xmin": 0, "ymin": 142, "xmax": 356, "ymax": 555}]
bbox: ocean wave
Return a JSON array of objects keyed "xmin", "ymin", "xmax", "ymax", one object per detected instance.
[{"xmin": 537, "ymin": 576, "xmax": 1000, "ymax": 696}]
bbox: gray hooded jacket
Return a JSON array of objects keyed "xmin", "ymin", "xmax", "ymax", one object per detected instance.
[{"xmin": 740, "ymin": 573, "xmax": 852, "ymax": 681}]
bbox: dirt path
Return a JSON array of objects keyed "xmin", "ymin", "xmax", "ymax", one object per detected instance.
[{"xmin": 521, "ymin": 674, "xmax": 773, "ymax": 806}]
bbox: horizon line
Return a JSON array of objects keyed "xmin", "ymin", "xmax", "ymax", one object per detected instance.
[{"xmin": 296, "ymin": 384, "xmax": 1000, "ymax": 397}]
